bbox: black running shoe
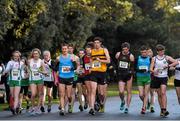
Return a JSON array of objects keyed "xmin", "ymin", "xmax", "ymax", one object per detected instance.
[
  {"xmin": 47, "ymin": 105, "xmax": 51, "ymax": 113},
  {"xmin": 59, "ymin": 109, "xmax": 65, "ymax": 116},
  {"xmin": 150, "ymin": 106, "xmax": 155, "ymax": 113},
  {"xmin": 94, "ymin": 103, "xmax": 100, "ymax": 112},
  {"xmin": 89, "ymin": 108, "xmax": 95, "ymax": 115},
  {"xmin": 10, "ymin": 108, "xmax": 15, "ymax": 115},
  {"xmin": 40, "ymin": 106, "xmax": 45, "ymax": 112},
  {"xmin": 84, "ymin": 103, "xmax": 88, "ymax": 110},
  {"xmin": 15, "ymin": 107, "xmax": 20, "ymax": 114},
  {"xmin": 79, "ymin": 105, "xmax": 84, "ymax": 112}
]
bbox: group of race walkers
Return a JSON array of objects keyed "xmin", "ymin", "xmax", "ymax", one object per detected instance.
[{"xmin": 1, "ymin": 36, "xmax": 180, "ymax": 118}]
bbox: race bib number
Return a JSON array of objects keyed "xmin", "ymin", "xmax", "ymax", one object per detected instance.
[
  {"xmin": 33, "ymin": 71, "xmax": 40, "ymax": 77},
  {"xmin": 92, "ymin": 61, "xmax": 101, "ymax": 68},
  {"xmin": 85, "ymin": 63, "xmax": 91, "ymax": 70},
  {"xmin": 79, "ymin": 68, "xmax": 84, "ymax": 74},
  {"xmin": 12, "ymin": 70, "xmax": 19, "ymax": 76},
  {"xmin": 157, "ymin": 68, "xmax": 164, "ymax": 74},
  {"xmin": 139, "ymin": 66, "xmax": 148, "ymax": 70},
  {"xmin": 119, "ymin": 61, "xmax": 128, "ymax": 69},
  {"xmin": 62, "ymin": 66, "xmax": 71, "ymax": 73}
]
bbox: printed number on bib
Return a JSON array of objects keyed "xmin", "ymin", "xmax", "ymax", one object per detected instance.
[
  {"xmin": 85, "ymin": 63, "xmax": 91, "ymax": 70},
  {"xmin": 139, "ymin": 66, "xmax": 148, "ymax": 71},
  {"xmin": 33, "ymin": 71, "xmax": 39, "ymax": 76},
  {"xmin": 12, "ymin": 70, "xmax": 19, "ymax": 76},
  {"xmin": 79, "ymin": 68, "xmax": 84, "ymax": 74},
  {"xmin": 62, "ymin": 66, "xmax": 71, "ymax": 73},
  {"xmin": 119, "ymin": 61, "xmax": 128, "ymax": 69},
  {"xmin": 92, "ymin": 61, "xmax": 101, "ymax": 68}
]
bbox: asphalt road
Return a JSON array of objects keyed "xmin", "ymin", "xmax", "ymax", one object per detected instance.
[{"xmin": 0, "ymin": 90, "xmax": 180, "ymax": 120}]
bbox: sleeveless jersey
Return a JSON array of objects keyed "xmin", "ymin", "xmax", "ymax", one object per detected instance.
[
  {"xmin": 118, "ymin": 52, "xmax": 131, "ymax": 72},
  {"xmin": 91, "ymin": 48, "xmax": 107, "ymax": 72},
  {"xmin": 42, "ymin": 59, "xmax": 53, "ymax": 81},
  {"xmin": 59, "ymin": 54, "xmax": 74, "ymax": 78},
  {"xmin": 136, "ymin": 56, "xmax": 151, "ymax": 77},
  {"xmin": 29, "ymin": 59, "xmax": 42, "ymax": 81},
  {"xmin": 154, "ymin": 55, "xmax": 168, "ymax": 78},
  {"xmin": 6, "ymin": 60, "xmax": 23, "ymax": 81},
  {"xmin": 83, "ymin": 55, "xmax": 91, "ymax": 75}
]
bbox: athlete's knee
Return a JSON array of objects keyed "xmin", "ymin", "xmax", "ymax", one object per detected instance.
[{"xmin": 161, "ymin": 91, "xmax": 166, "ymax": 97}]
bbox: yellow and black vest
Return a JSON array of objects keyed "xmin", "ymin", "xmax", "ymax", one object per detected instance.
[{"xmin": 91, "ymin": 48, "xmax": 107, "ymax": 72}]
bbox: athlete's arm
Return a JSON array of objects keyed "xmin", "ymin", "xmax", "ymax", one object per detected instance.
[
  {"xmin": 97, "ymin": 48, "xmax": 110, "ymax": 64},
  {"xmin": 150, "ymin": 57, "xmax": 155, "ymax": 73},
  {"xmin": 130, "ymin": 54, "xmax": 135, "ymax": 74},
  {"xmin": 115, "ymin": 52, "xmax": 120, "ymax": 59},
  {"xmin": 166, "ymin": 56, "xmax": 178, "ymax": 67}
]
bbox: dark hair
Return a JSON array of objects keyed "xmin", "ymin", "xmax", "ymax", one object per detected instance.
[
  {"xmin": 61, "ymin": 43, "xmax": 69, "ymax": 47},
  {"xmin": 21, "ymin": 56, "xmax": 28, "ymax": 65},
  {"xmin": 140, "ymin": 45, "xmax": 148, "ymax": 51},
  {"xmin": 68, "ymin": 43, "xmax": 75, "ymax": 48},
  {"xmin": 85, "ymin": 45, "xmax": 92, "ymax": 49},
  {"xmin": 93, "ymin": 37, "xmax": 103, "ymax": 43},
  {"xmin": 156, "ymin": 44, "xmax": 165, "ymax": 51},
  {"xmin": 121, "ymin": 42, "xmax": 130, "ymax": 49}
]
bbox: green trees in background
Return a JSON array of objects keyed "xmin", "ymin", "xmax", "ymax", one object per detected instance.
[{"xmin": 0, "ymin": 0, "xmax": 180, "ymax": 61}]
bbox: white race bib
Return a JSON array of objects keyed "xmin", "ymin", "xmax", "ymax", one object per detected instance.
[
  {"xmin": 139, "ymin": 66, "xmax": 148, "ymax": 70},
  {"xmin": 62, "ymin": 66, "xmax": 71, "ymax": 73},
  {"xmin": 79, "ymin": 68, "xmax": 84, "ymax": 74},
  {"xmin": 92, "ymin": 61, "xmax": 101, "ymax": 68},
  {"xmin": 119, "ymin": 61, "xmax": 128, "ymax": 69},
  {"xmin": 85, "ymin": 63, "xmax": 91, "ymax": 70},
  {"xmin": 12, "ymin": 70, "xmax": 19, "ymax": 77}
]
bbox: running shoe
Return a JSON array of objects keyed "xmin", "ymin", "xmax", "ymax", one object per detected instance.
[
  {"xmin": 16, "ymin": 107, "xmax": 21, "ymax": 114},
  {"xmin": 40, "ymin": 106, "xmax": 45, "ymax": 113},
  {"xmin": 79, "ymin": 105, "xmax": 84, "ymax": 112},
  {"xmin": 89, "ymin": 108, "xmax": 95, "ymax": 115},
  {"xmin": 150, "ymin": 106, "xmax": 155, "ymax": 113},
  {"xmin": 124, "ymin": 107, "xmax": 129, "ymax": 114},
  {"xmin": 99, "ymin": 104, "xmax": 105, "ymax": 113},
  {"xmin": 161, "ymin": 110, "xmax": 169, "ymax": 117},
  {"xmin": 47, "ymin": 104, "xmax": 51, "ymax": 113},
  {"xmin": 10, "ymin": 108, "xmax": 15, "ymax": 115},
  {"xmin": 84, "ymin": 102, "xmax": 88, "ymax": 110},
  {"xmin": 59, "ymin": 109, "xmax": 65, "ymax": 116},
  {"xmin": 141, "ymin": 108, "xmax": 146, "ymax": 114},
  {"xmin": 68, "ymin": 105, "xmax": 73, "ymax": 113},
  {"xmin": 94, "ymin": 103, "xmax": 100, "ymax": 112},
  {"xmin": 120, "ymin": 100, "xmax": 125, "ymax": 111}
]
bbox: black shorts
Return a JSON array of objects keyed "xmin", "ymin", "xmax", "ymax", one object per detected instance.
[
  {"xmin": 20, "ymin": 86, "xmax": 29, "ymax": 96},
  {"xmin": 44, "ymin": 81, "xmax": 54, "ymax": 88},
  {"xmin": 84, "ymin": 75, "xmax": 91, "ymax": 81},
  {"xmin": 90, "ymin": 72, "xmax": 106, "ymax": 85},
  {"xmin": 117, "ymin": 71, "xmax": 132, "ymax": 82},
  {"xmin": 174, "ymin": 79, "xmax": 180, "ymax": 87},
  {"xmin": 77, "ymin": 77, "xmax": 85, "ymax": 84},
  {"xmin": 59, "ymin": 77, "xmax": 73, "ymax": 85},
  {"xmin": 150, "ymin": 77, "xmax": 168, "ymax": 89}
]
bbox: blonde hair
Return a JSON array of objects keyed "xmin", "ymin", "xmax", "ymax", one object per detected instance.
[{"xmin": 31, "ymin": 48, "xmax": 41, "ymax": 58}]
